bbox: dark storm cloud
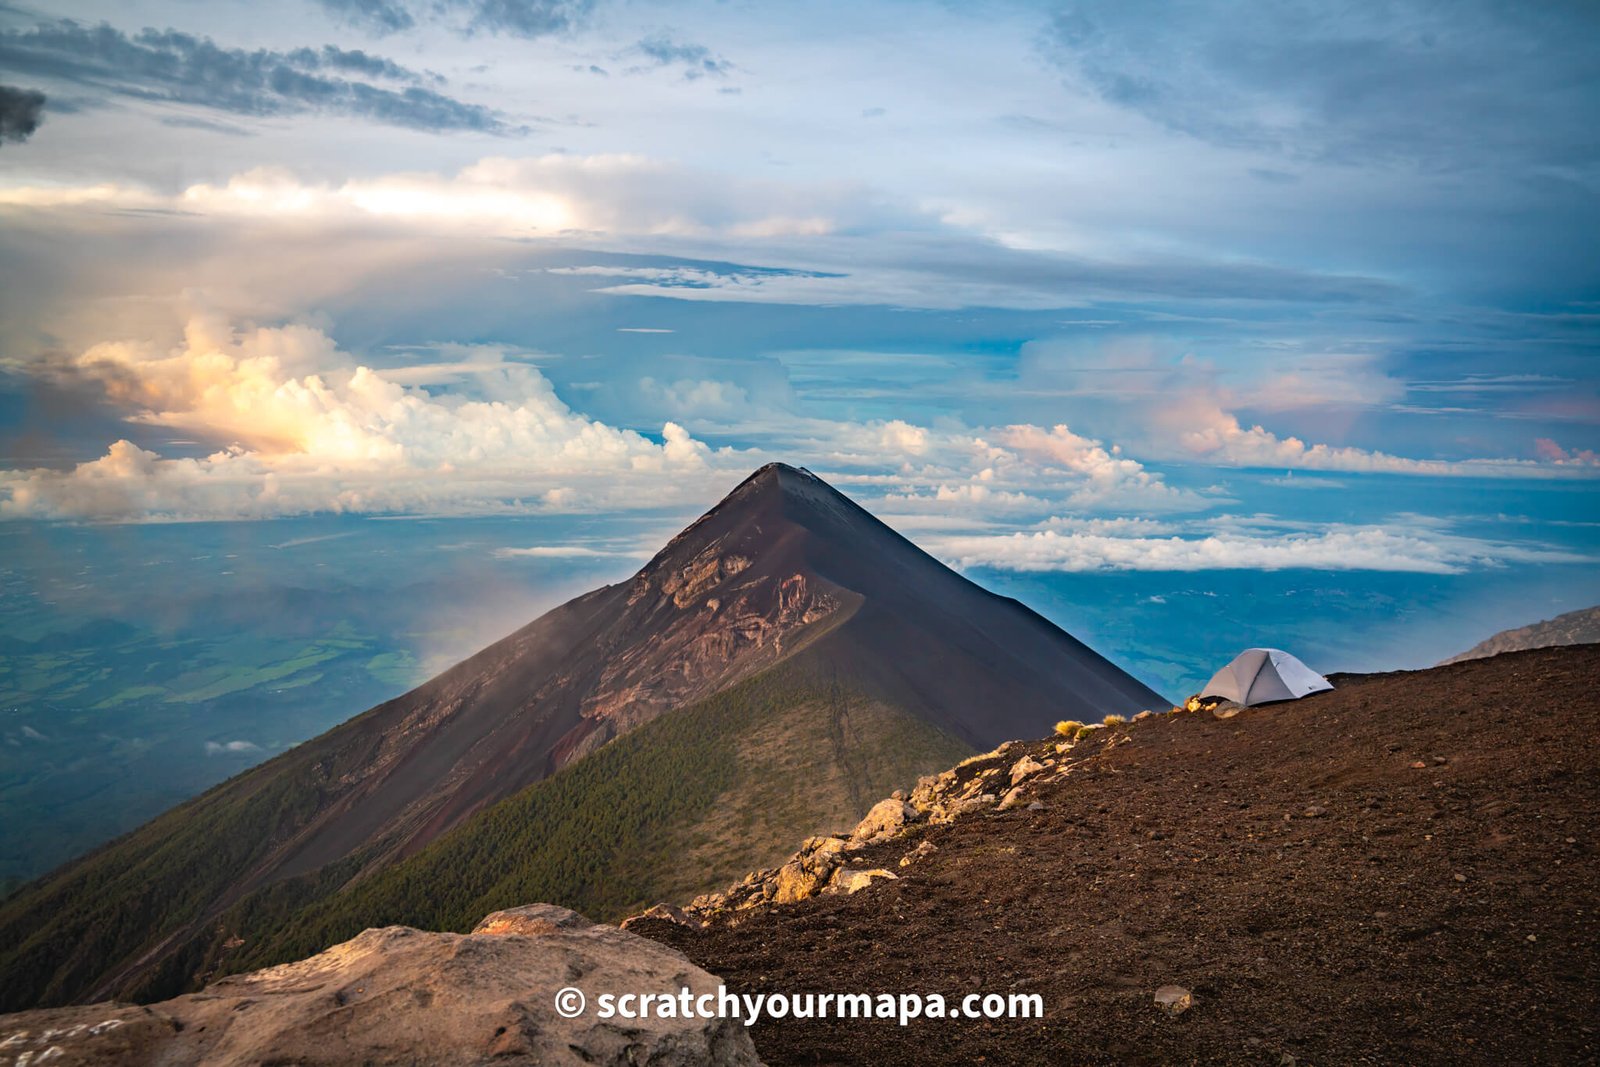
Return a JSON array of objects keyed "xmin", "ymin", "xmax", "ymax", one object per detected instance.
[
  {"xmin": 633, "ymin": 34, "xmax": 733, "ymax": 79},
  {"xmin": 315, "ymin": 0, "xmax": 416, "ymax": 35},
  {"xmin": 0, "ymin": 20, "xmax": 512, "ymax": 133},
  {"xmin": 0, "ymin": 84, "xmax": 44, "ymax": 144},
  {"xmin": 1045, "ymin": 0, "xmax": 1600, "ymax": 173}
]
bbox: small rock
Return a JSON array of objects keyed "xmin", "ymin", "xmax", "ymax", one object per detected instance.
[
  {"xmin": 1410, "ymin": 760, "xmax": 1428, "ymax": 769},
  {"xmin": 1009, "ymin": 755, "xmax": 1047, "ymax": 787},
  {"xmin": 1153, "ymin": 985, "xmax": 1193, "ymax": 1016},
  {"xmin": 1527, "ymin": 934, "xmax": 1537, "ymax": 942},
  {"xmin": 947, "ymin": 794, "xmax": 997, "ymax": 817},
  {"xmin": 898, "ymin": 840, "xmax": 938, "ymax": 868},
  {"xmin": 1454, "ymin": 873, "xmax": 1468, "ymax": 883},
  {"xmin": 996, "ymin": 785, "xmax": 1028, "ymax": 811},
  {"xmin": 1431, "ymin": 755, "xmax": 1449, "ymax": 766},
  {"xmin": 1027, "ymin": 801, "xmax": 1045, "ymax": 812},
  {"xmin": 620, "ymin": 902, "xmax": 703, "ymax": 931},
  {"xmin": 830, "ymin": 868, "xmax": 897, "ymax": 894},
  {"xmin": 1301, "ymin": 806, "xmax": 1326, "ymax": 818},
  {"xmin": 1133, "ymin": 710, "xmax": 1155, "ymax": 721}
]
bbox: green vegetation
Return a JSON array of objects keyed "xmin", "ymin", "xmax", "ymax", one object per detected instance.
[
  {"xmin": 220, "ymin": 659, "xmax": 968, "ymax": 975},
  {"xmin": 1103, "ymin": 714, "xmax": 1127, "ymax": 726}
]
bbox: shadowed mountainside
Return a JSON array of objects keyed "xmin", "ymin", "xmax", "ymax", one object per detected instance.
[{"xmin": 0, "ymin": 463, "xmax": 1163, "ymax": 1009}]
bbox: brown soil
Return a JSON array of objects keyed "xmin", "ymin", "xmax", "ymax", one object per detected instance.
[{"xmin": 637, "ymin": 644, "xmax": 1600, "ymax": 1066}]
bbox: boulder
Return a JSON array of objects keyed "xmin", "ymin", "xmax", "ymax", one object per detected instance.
[
  {"xmin": 0, "ymin": 906, "xmax": 760, "ymax": 1066},
  {"xmin": 850, "ymin": 798, "xmax": 923, "ymax": 843}
]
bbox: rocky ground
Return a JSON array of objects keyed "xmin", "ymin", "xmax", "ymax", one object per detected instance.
[
  {"xmin": 0, "ymin": 905, "xmax": 759, "ymax": 1067},
  {"xmin": 636, "ymin": 644, "xmax": 1600, "ymax": 1066}
]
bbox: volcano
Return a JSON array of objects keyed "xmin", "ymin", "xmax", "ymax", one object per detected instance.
[{"xmin": 0, "ymin": 463, "xmax": 1163, "ymax": 1009}]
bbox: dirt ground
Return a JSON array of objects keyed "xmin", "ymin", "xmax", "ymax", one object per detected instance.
[{"xmin": 636, "ymin": 644, "xmax": 1600, "ymax": 1066}]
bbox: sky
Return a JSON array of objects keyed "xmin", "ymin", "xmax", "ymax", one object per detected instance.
[{"xmin": 1, "ymin": 0, "xmax": 1597, "ymax": 666}]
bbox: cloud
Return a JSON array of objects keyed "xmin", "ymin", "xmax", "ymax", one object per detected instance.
[
  {"xmin": 315, "ymin": 0, "xmax": 416, "ymax": 34},
  {"xmin": 1534, "ymin": 438, "xmax": 1600, "ymax": 467},
  {"xmin": 1044, "ymin": 0, "xmax": 1600, "ymax": 173},
  {"xmin": 806, "ymin": 420, "xmax": 1215, "ymax": 516},
  {"xmin": 1150, "ymin": 392, "xmax": 1600, "ymax": 477},
  {"xmin": 204, "ymin": 739, "xmax": 261, "ymax": 754},
  {"xmin": 632, "ymin": 35, "xmax": 734, "ymax": 79},
  {"xmin": 0, "ymin": 313, "xmax": 751, "ymax": 520},
  {"xmin": 0, "ymin": 20, "xmax": 512, "ymax": 134},
  {"xmin": 451, "ymin": 0, "xmax": 593, "ymax": 38},
  {"xmin": 0, "ymin": 85, "xmax": 45, "ymax": 145},
  {"xmin": 0, "ymin": 309, "xmax": 1223, "ymax": 522},
  {"xmin": 926, "ymin": 523, "xmax": 1590, "ymax": 575},
  {"xmin": 995, "ymin": 423, "xmax": 1206, "ymax": 510},
  {"xmin": 8, "ymin": 156, "xmax": 865, "ymax": 241},
  {"xmin": 492, "ymin": 544, "xmax": 647, "ymax": 559}
]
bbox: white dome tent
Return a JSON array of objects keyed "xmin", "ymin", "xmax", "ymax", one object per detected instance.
[{"xmin": 1200, "ymin": 648, "xmax": 1333, "ymax": 707}]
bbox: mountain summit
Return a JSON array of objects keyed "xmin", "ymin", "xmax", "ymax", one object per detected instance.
[{"xmin": 0, "ymin": 463, "xmax": 1163, "ymax": 1009}]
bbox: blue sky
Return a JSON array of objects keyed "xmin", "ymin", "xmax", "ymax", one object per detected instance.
[{"xmin": 0, "ymin": 0, "xmax": 1597, "ymax": 671}]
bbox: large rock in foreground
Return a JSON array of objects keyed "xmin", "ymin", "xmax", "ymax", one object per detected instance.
[{"xmin": 0, "ymin": 905, "xmax": 761, "ymax": 1067}]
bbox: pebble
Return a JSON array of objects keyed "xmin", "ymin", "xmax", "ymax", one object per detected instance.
[
  {"xmin": 1454, "ymin": 873, "xmax": 1468, "ymax": 883},
  {"xmin": 1302, "ymin": 806, "xmax": 1327, "ymax": 818},
  {"xmin": 1153, "ymin": 985, "xmax": 1193, "ymax": 1016},
  {"xmin": 1409, "ymin": 760, "xmax": 1427, "ymax": 770}
]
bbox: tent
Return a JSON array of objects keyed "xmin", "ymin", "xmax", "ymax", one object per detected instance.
[{"xmin": 1200, "ymin": 648, "xmax": 1333, "ymax": 706}]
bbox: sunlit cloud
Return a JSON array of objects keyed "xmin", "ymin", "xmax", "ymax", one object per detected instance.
[{"xmin": 0, "ymin": 312, "xmax": 1226, "ymax": 522}]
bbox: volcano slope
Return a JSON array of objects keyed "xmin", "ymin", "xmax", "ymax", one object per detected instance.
[
  {"xmin": 0, "ymin": 463, "xmax": 1163, "ymax": 1010},
  {"xmin": 638, "ymin": 644, "xmax": 1600, "ymax": 1066}
]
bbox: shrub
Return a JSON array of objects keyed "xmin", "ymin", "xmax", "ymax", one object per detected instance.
[
  {"xmin": 1054, "ymin": 720, "xmax": 1085, "ymax": 738},
  {"xmin": 1103, "ymin": 714, "xmax": 1127, "ymax": 727}
]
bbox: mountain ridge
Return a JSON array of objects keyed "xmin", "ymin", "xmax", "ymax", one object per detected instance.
[{"xmin": 1439, "ymin": 604, "xmax": 1600, "ymax": 664}]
